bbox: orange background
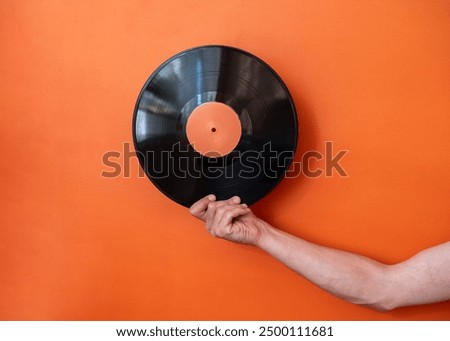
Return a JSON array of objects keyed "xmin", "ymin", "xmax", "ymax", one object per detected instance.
[{"xmin": 1, "ymin": 0, "xmax": 449, "ymax": 320}]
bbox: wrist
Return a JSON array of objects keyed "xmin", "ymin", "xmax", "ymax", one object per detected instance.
[{"xmin": 251, "ymin": 218, "xmax": 274, "ymax": 247}]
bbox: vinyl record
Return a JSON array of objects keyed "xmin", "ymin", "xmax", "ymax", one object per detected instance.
[{"xmin": 133, "ymin": 45, "xmax": 298, "ymax": 207}]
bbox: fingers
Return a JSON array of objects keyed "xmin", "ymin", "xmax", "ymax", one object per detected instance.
[
  {"xmin": 206, "ymin": 203, "xmax": 250, "ymax": 237},
  {"xmin": 214, "ymin": 205, "xmax": 250, "ymax": 237},
  {"xmin": 189, "ymin": 194, "xmax": 216, "ymax": 220},
  {"xmin": 189, "ymin": 195, "xmax": 241, "ymax": 221},
  {"xmin": 205, "ymin": 196, "xmax": 240, "ymax": 229},
  {"xmin": 190, "ymin": 194, "xmax": 250, "ymax": 240}
]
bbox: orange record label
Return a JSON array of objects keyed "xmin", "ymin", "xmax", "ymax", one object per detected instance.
[{"xmin": 186, "ymin": 101, "xmax": 242, "ymax": 157}]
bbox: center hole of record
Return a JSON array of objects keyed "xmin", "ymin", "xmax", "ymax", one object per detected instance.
[{"xmin": 186, "ymin": 102, "xmax": 242, "ymax": 158}]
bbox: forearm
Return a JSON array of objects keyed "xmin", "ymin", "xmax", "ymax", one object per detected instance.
[
  {"xmin": 255, "ymin": 222, "xmax": 393, "ymax": 310},
  {"xmin": 191, "ymin": 195, "xmax": 450, "ymax": 310}
]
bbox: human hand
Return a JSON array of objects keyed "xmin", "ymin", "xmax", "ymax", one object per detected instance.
[{"xmin": 189, "ymin": 195, "xmax": 268, "ymax": 245}]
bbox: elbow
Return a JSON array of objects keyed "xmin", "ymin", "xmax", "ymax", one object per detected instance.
[
  {"xmin": 364, "ymin": 299, "xmax": 396, "ymax": 312},
  {"xmin": 366, "ymin": 284, "xmax": 403, "ymax": 312},
  {"xmin": 350, "ymin": 293, "xmax": 397, "ymax": 312},
  {"xmin": 334, "ymin": 285, "xmax": 398, "ymax": 312},
  {"xmin": 368, "ymin": 279, "xmax": 402, "ymax": 312},
  {"xmin": 354, "ymin": 266, "xmax": 399, "ymax": 312}
]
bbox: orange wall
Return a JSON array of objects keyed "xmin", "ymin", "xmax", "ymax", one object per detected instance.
[{"xmin": 1, "ymin": 0, "xmax": 449, "ymax": 320}]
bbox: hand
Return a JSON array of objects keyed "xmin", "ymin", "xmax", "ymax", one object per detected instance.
[{"xmin": 189, "ymin": 195, "xmax": 267, "ymax": 245}]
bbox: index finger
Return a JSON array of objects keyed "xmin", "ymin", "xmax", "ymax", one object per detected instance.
[{"xmin": 189, "ymin": 194, "xmax": 216, "ymax": 220}]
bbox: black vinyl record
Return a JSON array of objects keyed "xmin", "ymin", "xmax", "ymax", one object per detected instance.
[{"xmin": 133, "ymin": 45, "xmax": 298, "ymax": 207}]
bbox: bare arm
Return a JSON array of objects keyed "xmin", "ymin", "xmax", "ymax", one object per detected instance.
[
  {"xmin": 190, "ymin": 195, "xmax": 450, "ymax": 311},
  {"xmin": 256, "ymin": 223, "xmax": 450, "ymax": 310}
]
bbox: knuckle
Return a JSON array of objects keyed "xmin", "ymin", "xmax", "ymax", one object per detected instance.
[
  {"xmin": 216, "ymin": 206, "xmax": 226, "ymax": 215},
  {"xmin": 210, "ymin": 229, "xmax": 218, "ymax": 238},
  {"xmin": 224, "ymin": 211, "xmax": 233, "ymax": 221},
  {"xmin": 214, "ymin": 228, "xmax": 224, "ymax": 238}
]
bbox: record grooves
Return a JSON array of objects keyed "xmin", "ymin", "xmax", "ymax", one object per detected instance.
[{"xmin": 133, "ymin": 45, "xmax": 298, "ymax": 207}]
